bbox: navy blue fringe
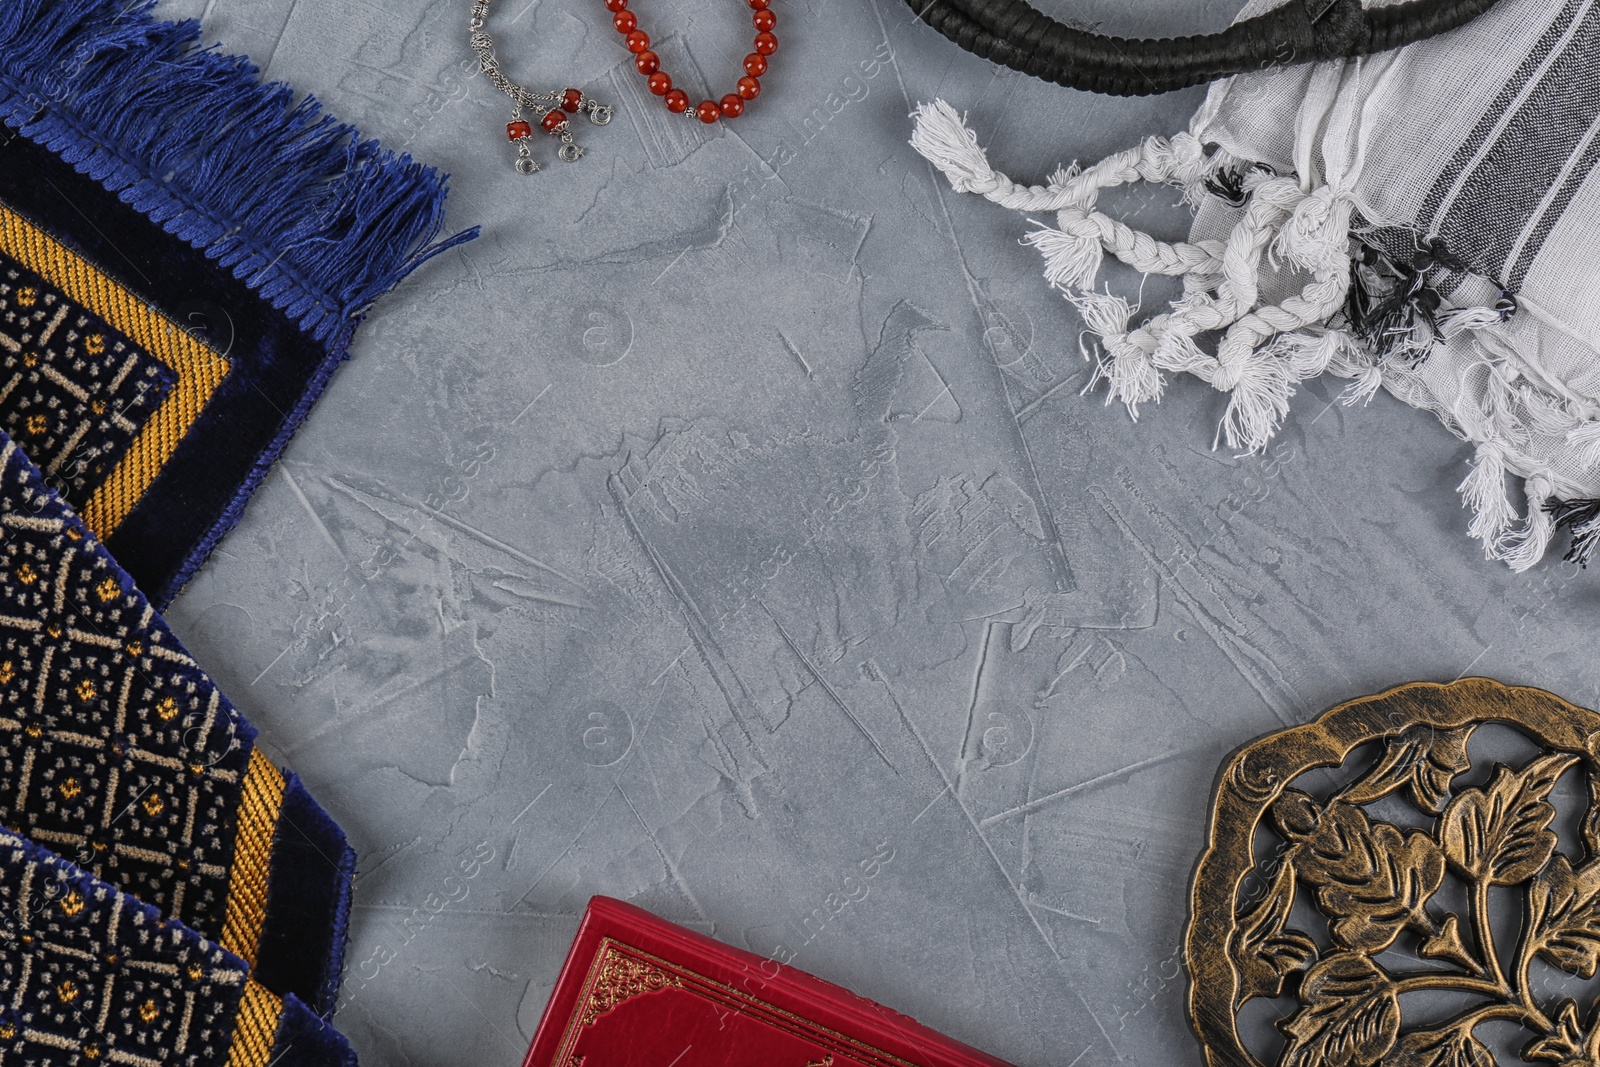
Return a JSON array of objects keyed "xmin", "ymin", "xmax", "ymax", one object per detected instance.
[{"xmin": 0, "ymin": 0, "xmax": 477, "ymax": 345}]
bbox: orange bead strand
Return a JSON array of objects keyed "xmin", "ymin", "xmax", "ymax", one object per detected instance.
[{"xmin": 608, "ymin": 0, "xmax": 775, "ymax": 121}]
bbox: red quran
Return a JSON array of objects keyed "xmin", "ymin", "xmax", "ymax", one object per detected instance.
[{"xmin": 523, "ymin": 896, "xmax": 1015, "ymax": 1067}]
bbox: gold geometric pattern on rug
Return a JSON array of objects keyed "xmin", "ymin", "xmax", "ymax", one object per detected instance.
[{"xmin": 0, "ymin": 202, "xmax": 229, "ymax": 537}]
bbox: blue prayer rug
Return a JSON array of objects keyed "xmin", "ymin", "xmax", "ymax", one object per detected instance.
[
  {"xmin": 0, "ymin": 427, "xmax": 359, "ymax": 1064},
  {"xmin": 0, "ymin": 0, "xmax": 475, "ymax": 607},
  {"xmin": 0, "ymin": 822, "xmax": 353, "ymax": 1066},
  {"xmin": 0, "ymin": 1, "xmax": 476, "ymax": 1060}
]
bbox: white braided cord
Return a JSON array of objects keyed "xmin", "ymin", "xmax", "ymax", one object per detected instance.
[{"xmin": 909, "ymin": 97, "xmax": 1560, "ymax": 569}]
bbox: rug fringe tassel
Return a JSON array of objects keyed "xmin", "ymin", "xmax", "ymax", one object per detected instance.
[{"xmin": 0, "ymin": 0, "xmax": 478, "ymax": 345}]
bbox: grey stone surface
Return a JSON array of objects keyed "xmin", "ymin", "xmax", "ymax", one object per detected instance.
[{"xmin": 144, "ymin": 0, "xmax": 1600, "ymax": 1064}]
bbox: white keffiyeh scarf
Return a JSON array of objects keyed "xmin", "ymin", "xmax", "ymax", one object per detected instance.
[{"xmin": 911, "ymin": 0, "xmax": 1600, "ymax": 570}]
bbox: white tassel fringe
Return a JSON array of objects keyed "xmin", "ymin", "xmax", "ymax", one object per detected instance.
[
  {"xmin": 908, "ymin": 100, "xmax": 999, "ymax": 197},
  {"xmin": 907, "ymin": 98, "xmax": 1583, "ymax": 570},
  {"xmin": 1022, "ymin": 224, "xmax": 1103, "ymax": 292}
]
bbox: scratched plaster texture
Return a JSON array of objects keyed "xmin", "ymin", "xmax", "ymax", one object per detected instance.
[{"xmin": 138, "ymin": 0, "xmax": 1600, "ymax": 1064}]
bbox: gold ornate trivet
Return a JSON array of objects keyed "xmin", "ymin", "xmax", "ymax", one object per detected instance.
[{"xmin": 1186, "ymin": 678, "xmax": 1600, "ymax": 1067}]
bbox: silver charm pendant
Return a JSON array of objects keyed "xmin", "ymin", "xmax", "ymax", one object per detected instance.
[
  {"xmin": 503, "ymin": 92, "xmax": 609, "ymax": 174},
  {"xmin": 472, "ymin": 0, "xmax": 612, "ymax": 174},
  {"xmin": 515, "ymin": 142, "xmax": 539, "ymax": 175}
]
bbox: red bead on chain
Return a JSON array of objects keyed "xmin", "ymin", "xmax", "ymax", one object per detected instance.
[
  {"xmin": 607, "ymin": 0, "xmax": 776, "ymax": 123},
  {"xmin": 478, "ymin": 0, "xmax": 613, "ymax": 174}
]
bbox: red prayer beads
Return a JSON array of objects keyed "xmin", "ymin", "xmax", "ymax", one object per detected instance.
[
  {"xmin": 504, "ymin": 88, "xmax": 590, "ymax": 173},
  {"xmin": 608, "ymin": 0, "xmax": 776, "ymax": 123},
  {"xmin": 507, "ymin": 98, "xmax": 581, "ymax": 142}
]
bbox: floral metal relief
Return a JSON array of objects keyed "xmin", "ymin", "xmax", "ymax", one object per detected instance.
[{"xmin": 1186, "ymin": 679, "xmax": 1600, "ymax": 1067}]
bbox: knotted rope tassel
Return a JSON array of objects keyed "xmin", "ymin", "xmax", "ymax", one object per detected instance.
[
  {"xmin": 910, "ymin": 99, "xmax": 1544, "ymax": 565},
  {"xmin": 911, "ymin": 99, "xmax": 1358, "ymax": 453}
]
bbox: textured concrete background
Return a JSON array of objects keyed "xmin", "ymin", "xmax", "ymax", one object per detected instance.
[{"xmin": 145, "ymin": 0, "xmax": 1600, "ymax": 1063}]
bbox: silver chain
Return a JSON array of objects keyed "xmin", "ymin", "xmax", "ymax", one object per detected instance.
[
  {"xmin": 469, "ymin": 0, "xmax": 613, "ymax": 172},
  {"xmin": 469, "ymin": 0, "xmax": 561, "ymax": 112}
]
